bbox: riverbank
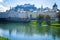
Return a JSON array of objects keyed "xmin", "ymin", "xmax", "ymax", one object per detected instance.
[
  {"xmin": 30, "ymin": 20, "xmax": 60, "ymax": 26},
  {"xmin": 0, "ymin": 18, "xmax": 30, "ymax": 23},
  {"xmin": 0, "ymin": 36, "xmax": 9, "ymax": 40}
]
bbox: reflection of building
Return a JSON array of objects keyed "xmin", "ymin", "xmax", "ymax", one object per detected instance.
[{"xmin": 0, "ymin": 3, "xmax": 60, "ymax": 21}]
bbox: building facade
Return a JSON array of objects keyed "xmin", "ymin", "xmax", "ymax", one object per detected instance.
[{"xmin": 0, "ymin": 3, "xmax": 59, "ymax": 20}]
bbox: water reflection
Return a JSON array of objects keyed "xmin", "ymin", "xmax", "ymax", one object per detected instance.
[
  {"xmin": 51, "ymin": 27, "xmax": 60, "ymax": 40},
  {"xmin": 0, "ymin": 22, "xmax": 60, "ymax": 40}
]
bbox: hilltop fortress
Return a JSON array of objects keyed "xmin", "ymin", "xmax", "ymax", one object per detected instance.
[{"xmin": 0, "ymin": 3, "xmax": 60, "ymax": 22}]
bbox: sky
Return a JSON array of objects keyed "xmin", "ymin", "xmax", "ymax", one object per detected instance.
[{"xmin": 0, "ymin": 0, "xmax": 60, "ymax": 12}]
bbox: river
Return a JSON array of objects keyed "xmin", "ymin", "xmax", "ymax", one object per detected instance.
[{"xmin": 0, "ymin": 22, "xmax": 60, "ymax": 40}]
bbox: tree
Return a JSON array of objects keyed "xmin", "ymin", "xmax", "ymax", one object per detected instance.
[
  {"xmin": 36, "ymin": 14, "xmax": 44, "ymax": 24},
  {"xmin": 44, "ymin": 14, "xmax": 51, "ymax": 26},
  {"xmin": 37, "ymin": 14, "xmax": 44, "ymax": 20},
  {"xmin": 56, "ymin": 11, "xmax": 60, "ymax": 23}
]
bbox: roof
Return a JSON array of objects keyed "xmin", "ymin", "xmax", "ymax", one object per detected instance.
[{"xmin": 53, "ymin": 3, "xmax": 57, "ymax": 7}]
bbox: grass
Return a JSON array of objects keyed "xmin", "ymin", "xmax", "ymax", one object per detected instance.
[
  {"xmin": 0, "ymin": 36, "xmax": 9, "ymax": 40},
  {"xmin": 51, "ymin": 20, "xmax": 60, "ymax": 27},
  {"xmin": 51, "ymin": 24, "xmax": 60, "ymax": 27},
  {"xmin": 30, "ymin": 20, "xmax": 60, "ymax": 27}
]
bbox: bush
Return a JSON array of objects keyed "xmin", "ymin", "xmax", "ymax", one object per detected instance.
[{"xmin": 0, "ymin": 36, "xmax": 9, "ymax": 40}]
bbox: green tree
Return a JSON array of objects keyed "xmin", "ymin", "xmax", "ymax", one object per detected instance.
[
  {"xmin": 44, "ymin": 14, "xmax": 51, "ymax": 26},
  {"xmin": 36, "ymin": 14, "xmax": 44, "ymax": 25},
  {"xmin": 56, "ymin": 11, "xmax": 60, "ymax": 23}
]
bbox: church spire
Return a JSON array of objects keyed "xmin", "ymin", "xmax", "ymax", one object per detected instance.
[
  {"xmin": 53, "ymin": 3, "xmax": 57, "ymax": 7},
  {"xmin": 41, "ymin": 5, "xmax": 43, "ymax": 12},
  {"xmin": 10, "ymin": 6, "xmax": 12, "ymax": 10},
  {"xmin": 53, "ymin": 3, "xmax": 58, "ymax": 12}
]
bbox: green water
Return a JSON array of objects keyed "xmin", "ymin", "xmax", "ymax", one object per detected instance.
[{"xmin": 0, "ymin": 22, "xmax": 60, "ymax": 40}]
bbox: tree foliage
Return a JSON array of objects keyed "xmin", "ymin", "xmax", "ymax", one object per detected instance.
[
  {"xmin": 44, "ymin": 14, "xmax": 51, "ymax": 19},
  {"xmin": 56, "ymin": 11, "xmax": 60, "ymax": 18},
  {"xmin": 56, "ymin": 11, "xmax": 60, "ymax": 23},
  {"xmin": 36, "ymin": 14, "xmax": 44, "ymax": 19},
  {"xmin": 44, "ymin": 14, "xmax": 51, "ymax": 26}
]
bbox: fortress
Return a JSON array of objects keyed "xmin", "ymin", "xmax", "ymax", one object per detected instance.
[{"xmin": 0, "ymin": 3, "xmax": 60, "ymax": 22}]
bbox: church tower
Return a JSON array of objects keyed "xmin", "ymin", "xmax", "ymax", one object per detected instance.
[
  {"xmin": 53, "ymin": 3, "xmax": 58, "ymax": 12},
  {"xmin": 41, "ymin": 5, "xmax": 43, "ymax": 12}
]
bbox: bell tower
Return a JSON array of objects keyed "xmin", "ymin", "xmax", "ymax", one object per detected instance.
[
  {"xmin": 53, "ymin": 3, "xmax": 57, "ymax": 12},
  {"xmin": 41, "ymin": 5, "xmax": 43, "ymax": 12}
]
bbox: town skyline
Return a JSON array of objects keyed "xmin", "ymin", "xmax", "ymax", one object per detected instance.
[{"xmin": 0, "ymin": 0, "xmax": 60, "ymax": 12}]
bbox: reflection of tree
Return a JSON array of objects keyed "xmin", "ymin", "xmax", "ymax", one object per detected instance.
[
  {"xmin": 25, "ymin": 24, "xmax": 33, "ymax": 35},
  {"xmin": 17, "ymin": 23, "xmax": 28, "ymax": 33},
  {"xmin": 45, "ymin": 26, "xmax": 51, "ymax": 35},
  {"xmin": 16, "ymin": 23, "xmax": 33, "ymax": 35},
  {"xmin": 36, "ymin": 24, "xmax": 50, "ymax": 35},
  {"xmin": 51, "ymin": 27, "xmax": 60, "ymax": 40},
  {"xmin": 9, "ymin": 28, "xmax": 12, "ymax": 36},
  {"xmin": 36, "ymin": 25, "xmax": 44, "ymax": 34}
]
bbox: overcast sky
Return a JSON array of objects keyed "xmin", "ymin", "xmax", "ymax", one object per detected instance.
[{"xmin": 0, "ymin": 0, "xmax": 60, "ymax": 12}]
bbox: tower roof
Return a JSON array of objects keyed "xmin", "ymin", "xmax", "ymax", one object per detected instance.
[{"xmin": 53, "ymin": 3, "xmax": 57, "ymax": 7}]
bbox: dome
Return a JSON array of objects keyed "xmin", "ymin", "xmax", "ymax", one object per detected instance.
[{"xmin": 53, "ymin": 3, "xmax": 57, "ymax": 7}]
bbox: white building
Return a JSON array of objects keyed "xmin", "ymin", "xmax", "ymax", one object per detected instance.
[{"xmin": 0, "ymin": 3, "xmax": 59, "ymax": 20}]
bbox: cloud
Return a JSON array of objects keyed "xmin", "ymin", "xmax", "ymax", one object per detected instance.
[
  {"xmin": 0, "ymin": 0, "xmax": 3, "ymax": 2},
  {"xmin": 0, "ymin": 0, "xmax": 9, "ymax": 12},
  {"xmin": 0, "ymin": 4, "xmax": 9, "ymax": 12}
]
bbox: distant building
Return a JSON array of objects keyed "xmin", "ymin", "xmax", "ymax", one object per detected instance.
[{"xmin": 0, "ymin": 3, "xmax": 59, "ymax": 20}]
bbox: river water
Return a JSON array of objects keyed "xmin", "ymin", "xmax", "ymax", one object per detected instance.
[{"xmin": 0, "ymin": 22, "xmax": 60, "ymax": 40}]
